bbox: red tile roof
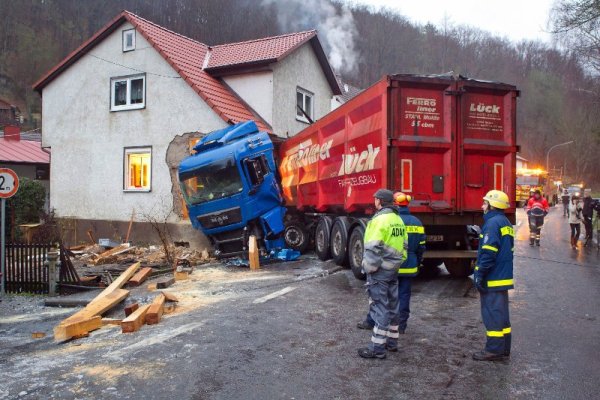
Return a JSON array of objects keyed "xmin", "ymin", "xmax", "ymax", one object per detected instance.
[
  {"xmin": 206, "ymin": 31, "xmax": 316, "ymax": 70},
  {"xmin": 0, "ymin": 137, "xmax": 50, "ymax": 164},
  {"xmin": 33, "ymin": 11, "xmax": 341, "ymax": 133}
]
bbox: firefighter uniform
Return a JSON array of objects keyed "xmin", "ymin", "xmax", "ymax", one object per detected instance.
[
  {"xmin": 396, "ymin": 206, "xmax": 426, "ymax": 332},
  {"xmin": 360, "ymin": 191, "xmax": 408, "ymax": 358},
  {"xmin": 474, "ymin": 191, "xmax": 514, "ymax": 360}
]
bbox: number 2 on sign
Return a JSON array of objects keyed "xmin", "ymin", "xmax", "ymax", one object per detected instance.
[{"xmin": 0, "ymin": 175, "xmax": 6, "ymax": 191}]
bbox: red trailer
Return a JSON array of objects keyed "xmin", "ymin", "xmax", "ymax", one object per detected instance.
[{"xmin": 278, "ymin": 74, "xmax": 519, "ymax": 278}]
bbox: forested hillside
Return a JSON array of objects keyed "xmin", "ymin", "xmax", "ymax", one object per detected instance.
[{"xmin": 1, "ymin": 0, "xmax": 598, "ymax": 183}]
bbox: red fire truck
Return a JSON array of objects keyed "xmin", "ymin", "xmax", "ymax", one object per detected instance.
[{"xmin": 278, "ymin": 74, "xmax": 518, "ymax": 278}]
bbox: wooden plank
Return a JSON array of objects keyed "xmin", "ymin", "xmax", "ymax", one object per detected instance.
[
  {"xmin": 101, "ymin": 318, "xmax": 123, "ymax": 326},
  {"xmin": 174, "ymin": 271, "xmax": 189, "ymax": 281},
  {"xmin": 128, "ymin": 267, "xmax": 153, "ymax": 286},
  {"xmin": 125, "ymin": 209, "xmax": 135, "ymax": 243},
  {"xmin": 146, "ymin": 293, "xmax": 166, "ymax": 325},
  {"xmin": 121, "ymin": 304, "xmax": 150, "ymax": 333},
  {"xmin": 249, "ymin": 235, "xmax": 260, "ymax": 270},
  {"xmin": 93, "ymin": 244, "xmax": 135, "ymax": 265},
  {"xmin": 162, "ymin": 292, "xmax": 179, "ymax": 302},
  {"xmin": 31, "ymin": 332, "xmax": 46, "ymax": 339},
  {"xmin": 54, "ymin": 316, "xmax": 102, "ymax": 341},
  {"xmin": 124, "ymin": 303, "xmax": 139, "ymax": 317},
  {"xmin": 156, "ymin": 277, "xmax": 175, "ymax": 289},
  {"xmin": 53, "ymin": 263, "xmax": 140, "ymax": 341}
]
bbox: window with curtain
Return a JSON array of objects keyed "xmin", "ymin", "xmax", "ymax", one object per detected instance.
[
  {"xmin": 111, "ymin": 74, "xmax": 145, "ymax": 111},
  {"xmin": 124, "ymin": 147, "xmax": 151, "ymax": 191}
]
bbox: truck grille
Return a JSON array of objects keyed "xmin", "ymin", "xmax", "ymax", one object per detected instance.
[{"xmin": 197, "ymin": 207, "xmax": 242, "ymax": 229}]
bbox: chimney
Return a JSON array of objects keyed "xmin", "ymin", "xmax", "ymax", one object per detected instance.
[{"xmin": 4, "ymin": 124, "xmax": 21, "ymax": 141}]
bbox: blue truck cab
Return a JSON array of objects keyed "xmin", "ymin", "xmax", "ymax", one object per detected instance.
[{"xmin": 178, "ymin": 121, "xmax": 286, "ymax": 258}]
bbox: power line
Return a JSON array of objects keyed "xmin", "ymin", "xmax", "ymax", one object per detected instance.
[{"xmin": 88, "ymin": 54, "xmax": 182, "ymax": 79}]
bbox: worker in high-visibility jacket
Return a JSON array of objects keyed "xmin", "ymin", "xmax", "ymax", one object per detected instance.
[
  {"xmin": 357, "ymin": 189, "xmax": 407, "ymax": 359},
  {"xmin": 472, "ymin": 189, "xmax": 514, "ymax": 361},
  {"xmin": 357, "ymin": 192, "xmax": 425, "ymax": 334}
]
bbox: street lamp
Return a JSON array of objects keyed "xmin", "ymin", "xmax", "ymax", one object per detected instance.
[{"xmin": 546, "ymin": 140, "xmax": 574, "ymax": 173}]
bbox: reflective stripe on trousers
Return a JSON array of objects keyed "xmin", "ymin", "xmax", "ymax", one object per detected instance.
[
  {"xmin": 480, "ymin": 290, "xmax": 511, "ymax": 355},
  {"xmin": 366, "ymin": 269, "xmax": 399, "ymax": 353}
]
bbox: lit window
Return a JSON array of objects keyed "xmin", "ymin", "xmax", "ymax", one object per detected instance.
[
  {"xmin": 296, "ymin": 87, "xmax": 314, "ymax": 123},
  {"xmin": 123, "ymin": 29, "xmax": 136, "ymax": 52},
  {"xmin": 124, "ymin": 147, "xmax": 151, "ymax": 191},
  {"xmin": 111, "ymin": 74, "xmax": 145, "ymax": 111}
]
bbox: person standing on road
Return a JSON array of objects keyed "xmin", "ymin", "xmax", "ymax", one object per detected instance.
[
  {"xmin": 358, "ymin": 189, "xmax": 408, "ymax": 359},
  {"xmin": 473, "ymin": 190, "xmax": 514, "ymax": 362},
  {"xmin": 357, "ymin": 192, "xmax": 425, "ymax": 335},
  {"xmin": 582, "ymin": 190, "xmax": 594, "ymax": 246},
  {"xmin": 568, "ymin": 194, "xmax": 584, "ymax": 249},
  {"xmin": 561, "ymin": 189, "xmax": 571, "ymax": 218},
  {"xmin": 526, "ymin": 189, "xmax": 549, "ymax": 246}
]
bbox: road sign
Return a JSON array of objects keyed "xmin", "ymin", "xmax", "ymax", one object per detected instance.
[{"xmin": 0, "ymin": 168, "xmax": 19, "ymax": 199}]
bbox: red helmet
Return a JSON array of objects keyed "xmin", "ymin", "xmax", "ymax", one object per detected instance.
[{"xmin": 393, "ymin": 192, "xmax": 412, "ymax": 206}]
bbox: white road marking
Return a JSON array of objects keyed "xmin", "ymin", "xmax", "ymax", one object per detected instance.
[{"xmin": 253, "ymin": 286, "xmax": 296, "ymax": 304}]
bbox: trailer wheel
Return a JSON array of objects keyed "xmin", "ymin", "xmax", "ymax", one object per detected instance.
[
  {"xmin": 315, "ymin": 216, "xmax": 333, "ymax": 261},
  {"xmin": 284, "ymin": 221, "xmax": 309, "ymax": 253},
  {"xmin": 444, "ymin": 259, "xmax": 474, "ymax": 278},
  {"xmin": 348, "ymin": 225, "xmax": 366, "ymax": 280},
  {"xmin": 330, "ymin": 217, "xmax": 350, "ymax": 267}
]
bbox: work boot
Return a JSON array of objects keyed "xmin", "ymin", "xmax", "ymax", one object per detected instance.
[
  {"xmin": 529, "ymin": 238, "xmax": 535, "ymax": 246},
  {"xmin": 472, "ymin": 350, "xmax": 507, "ymax": 361},
  {"xmin": 535, "ymin": 240, "xmax": 540, "ymax": 246},
  {"xmin": 358, "ymin": 347, "xmax": 386, "ymax": 359},
  {"xmin": 356, "ymin": 321, "xmax": 374, "ymax": 330},
  {"xmin": 385, "ymin": 343, "xmax": 398, "ymax": 352}
]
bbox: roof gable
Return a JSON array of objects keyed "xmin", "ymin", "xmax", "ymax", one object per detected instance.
[{"xmin": 34, "ymin": 11, "xmax": 343, "ymax": 132}]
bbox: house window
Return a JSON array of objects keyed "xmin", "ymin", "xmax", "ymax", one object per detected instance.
[
  {"xmin": 296, "ymin": 87, "xmax": 314, "ymax": 123},
  {"xmin": 124, "ymin": 147, "xmax": 151, "ymax": 191},
  {"xmin": 123, "ymin": 29, "xmax": 136, "ymax": 52},
  {"xmin": 111, "ymin": 74, "xmax": 145, "ymax": 111}
]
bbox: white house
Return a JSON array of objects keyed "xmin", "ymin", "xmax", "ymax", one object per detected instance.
[{"xmin": 33, "ymin": 11, "xmax": 340, "ymax": 247}]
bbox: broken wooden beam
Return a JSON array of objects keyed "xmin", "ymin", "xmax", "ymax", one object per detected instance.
[
  {"xmin": 53, "ymin": 263, "xmax": 140, "ymax": 341},
  {"xmin": 162, "ymin": 292, "xmax": 179, "ymax": 302},
  {"xmin": 101, "ymin": 318, "xmax": 123, "ymax": 326},
  {"xmin": 146, "ymin": 293, "xmax": 166, "ymax": 325},
  {"xmin": 249, "ymin": 235, "xmax": 260, "ymax": 270},
  {"xmin": 92, "ymin": 243, "xmax": 136, "ymax": 265},
  {"xmin": 128, "ymin": 267, "xmax": 153, "ymax": 286},
  {"xmin": 54, "ymin": 316, "xmax": 102, "ymax": 341},
  {"xmin": 156, "ymin": 277, "xmax": 175, "ymax": 289},
  {"xmin": 121, "ymin": 304, "xmax": 150, "ymax": 333},
  {"xmin": 124, "ymin": 303, "xmax": 139, "ymax": 317}
]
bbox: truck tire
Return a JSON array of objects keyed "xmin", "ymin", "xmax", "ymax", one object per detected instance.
[
  {"xmin": 348, "ymin": 225, "xmax": 366, "ymax": 280},
  {"xmin": 315, "ymin": 216, "xmax": 333, "ymax": 261},
  {"xmin": 444, "ymin": 259, "xmax": 474, "ymax": 278},
  {"xmin": 284, "ymin": 221, "xmax": 309, "ymax": 253},
  {"xmin": 330, "ymin": 217, "xmax": 350, "ymax": 267}
]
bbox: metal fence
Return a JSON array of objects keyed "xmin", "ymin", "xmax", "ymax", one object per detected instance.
[{"xmin": 3, "ymin": 243, "xmax": 52, "ymax": 294}]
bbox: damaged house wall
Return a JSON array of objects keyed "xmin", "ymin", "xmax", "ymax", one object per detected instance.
[{"xmin": 41, "ymin": 22, "xmax": 225, "ymax": 248}]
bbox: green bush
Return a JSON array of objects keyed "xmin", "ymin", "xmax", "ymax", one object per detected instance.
[{"xmin": 7, "ymin": 177, "xmax": 46, "ymax": 225}]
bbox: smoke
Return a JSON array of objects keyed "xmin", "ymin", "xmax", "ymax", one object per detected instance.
[{"xmin": 261, "ymin": 0, "xmax": 359, "ymax": 74}]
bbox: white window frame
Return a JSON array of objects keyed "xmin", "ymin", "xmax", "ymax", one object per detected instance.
[
  {"xmin": 124, "ymin": 146, "xmax": 152, "ymax": 192},
  {"xmin": 110, "ymin": 74, "xmax": 146, "ymax": 111},
  {"xmin": 296, "ymin": 87, "xmax": 314, "ymax": 123},
  {"xmin": 123, "ymin": 29, "xmax": 136, "ymax": 52}
]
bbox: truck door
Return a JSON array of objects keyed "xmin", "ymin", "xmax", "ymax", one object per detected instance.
[
  {"xmin": 455, "ymin": 80, "xmax": 519, "ymax": 213},
  {"xmin": 389, "ymin": 76, "xmax": 456, "ymax": 214}
]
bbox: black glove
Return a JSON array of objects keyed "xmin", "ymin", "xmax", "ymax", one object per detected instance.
[{"xmin": 474, "ymin": 274, "xmax": 486, "ymax": 292}]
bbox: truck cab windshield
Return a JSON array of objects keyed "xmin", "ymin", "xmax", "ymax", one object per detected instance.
[{"xmin": 180, "ymin": 157, "xmax": 243, "ymax": 205}]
